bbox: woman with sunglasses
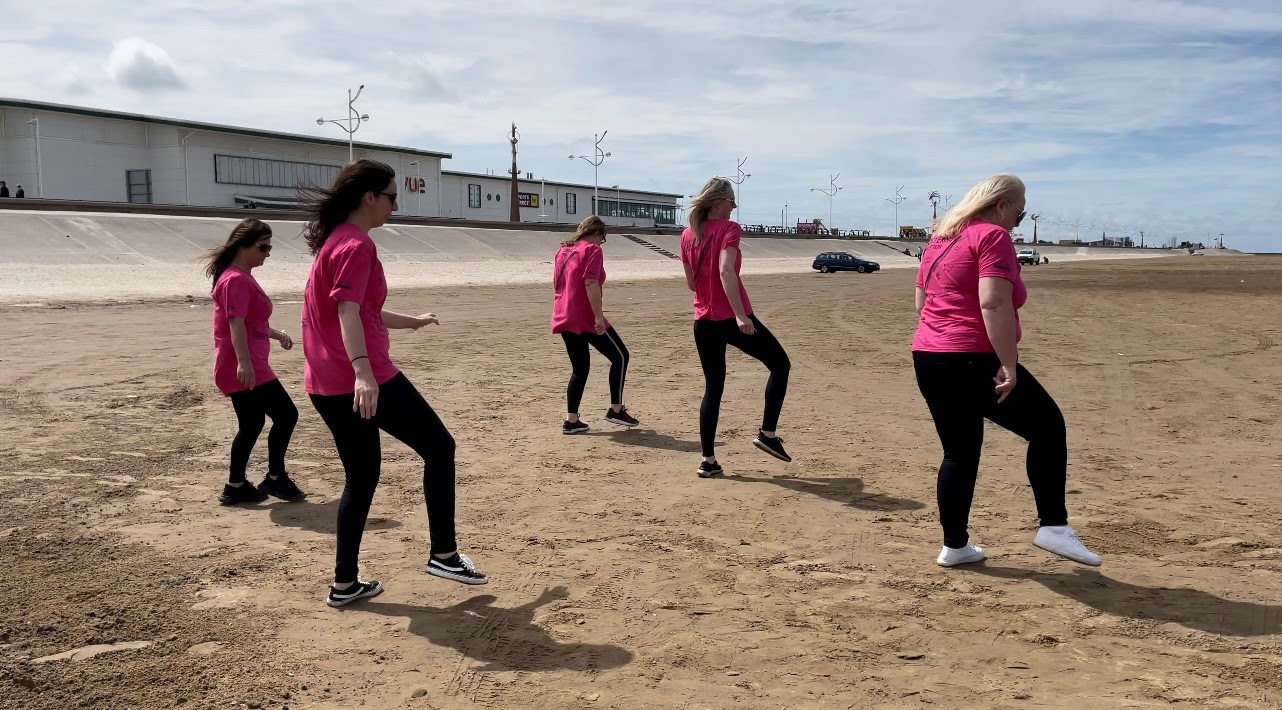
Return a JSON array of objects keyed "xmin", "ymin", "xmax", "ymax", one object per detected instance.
[
  {"xmin": 300, "ymin": 159, "xmax": 488, "ymax": 608},
  {"xmin": 680, "ymin": 177, "xmax": 792, "ymax": 478},
  {"xmin": 552, "ymin": 215, "xmax": 639, "ymax": 434},
  {"xmin": 913, "ymin": 173, "xmax": 1100, "ymax": 568},
  {"xmin": 204, "ymin": 218, "xmax": 305, "ymax": 505}
]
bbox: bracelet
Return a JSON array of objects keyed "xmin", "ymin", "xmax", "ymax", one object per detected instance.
[{"xmin": 351, "ymin": 355, "xmax": 369, "ymax": 364}]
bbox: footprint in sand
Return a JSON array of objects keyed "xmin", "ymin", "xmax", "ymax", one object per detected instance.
[
  {"xmin": 191, "ymin": 587, "xmax": 255, "ymax": 610},
  {"xmin": 32, "ymin": 641, "xmax": 153, "ymax": 664}
]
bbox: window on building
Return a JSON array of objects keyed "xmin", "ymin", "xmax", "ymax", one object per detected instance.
[
  {"xmin": 566, "ymin": 192, "xmax": 576, "ymax": 215},
  {"xmin": 125, "ymin": 169, "xmax": 152, "ymax": 204},
  {"xmin": 214, "ymin": 154, "xmax": 341, "ymax": 189},
  {"xmin": 468, "ymin": 184, "xmax": 481, "ymax": 208}
]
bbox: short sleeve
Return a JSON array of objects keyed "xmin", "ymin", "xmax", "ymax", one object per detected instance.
[
  {"xmin": 720, "ymin": 222, "xmax": 743, "ymax": 251},
  {"xmin": 581, "ymin": 244, "xmax": 605, "ymax": 281},
  {"xmin": 328, "ymin": 240, "xmax": 374, "ymax": 304},
  {"xmin": 218, "ymin": 274, "xmax": 252, "ymax": 318},
  {"xmin": 975, "ymin": 227, "xmax": 1018, "ymax": 283}
]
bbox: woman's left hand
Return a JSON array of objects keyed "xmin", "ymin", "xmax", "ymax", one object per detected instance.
[
  {"xmin": 276, "ymin": 332, "xmax": 293, "ymax": 350},
  {"xmin": 412, "ymin": 313, "xmax": 439, "ymax": 329}
]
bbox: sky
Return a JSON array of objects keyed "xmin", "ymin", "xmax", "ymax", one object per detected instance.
[{"xmin": 3, "ymin": 1, "xmax": 1281, "ymax": 251}]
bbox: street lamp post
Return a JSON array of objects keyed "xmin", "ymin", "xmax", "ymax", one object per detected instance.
[
  {"xmin": 810, "ymin": 173, "xmax": 842, "ymax": 234},
  {"xmin": 611, "ymin": 184, "xmax": 622, "ymax": 224},
  {"xmin": 728, "ymin": 156, "xmax": 750, "ymax": 222},
  {"xmin": 27, "ymin": 118, "xmax": 43, "ymax": 198},
  {"xmin": 569, "ymin": 131, "xmax": 611, "ymax": 215},
  {"xmin": 928, "ymin": 190, "xmax": 940, "ymax": 219},
  {"xmin": 316, "ymin": 84, "xmax": 370, "ymax": 164},
  {"xmin": 882, "ymin": 185, "xmax": 906, "ymax": 239}
]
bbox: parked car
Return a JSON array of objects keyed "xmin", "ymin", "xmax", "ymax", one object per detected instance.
[
  {"xmin": 1016, "ymin": 248, "xmax": 1041, "ymax": 265},
  {"xmin": 812, "ymin": 252, "xmax": 880, "ymax": 274}
]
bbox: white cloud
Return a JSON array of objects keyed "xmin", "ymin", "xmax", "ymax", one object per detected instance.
[
  {"xmin": 0, "ymin": 0, "xmax": 1279, "ymax": 250},
  {"xmin": 106, "ymin": 37, "xmax": 186, "ymax": 91}
]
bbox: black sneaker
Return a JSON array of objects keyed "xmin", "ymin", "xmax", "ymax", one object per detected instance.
[
  {"xmin": 426, "ymin": 553, "xmax": 489, "ymax": 585},
  {"xmin": 753, "ymin": 431, "xmax": 792, "ymax": 463},
  {"xmin": 326, "ymin": 579, "xmax": 383, "ymax": 607},
  {"xmin": 604, "ymin": 407, "xmax": 639, "ymax": 428},
  {"xmin": 696, "ymin": 460, "xmax": 724, "ymax": 478},
  {"xmin": 218, "ymin": 481, "xmax": 270, "ymax": 505},
  {"xmin": 259, "ymin": 474, "xmax": 307, "ymax": 501},
  {"xmin": 562, "ymin": 419, "xmax": 589, "ymax": 435}
]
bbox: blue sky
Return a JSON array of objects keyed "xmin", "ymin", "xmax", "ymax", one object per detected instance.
[{"xmin": 3, "ymin": 1, "xmax": 1281, "ymax": 251}]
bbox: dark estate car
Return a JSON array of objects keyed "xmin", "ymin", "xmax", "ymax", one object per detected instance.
[{"xmin": 812, "ymin": 251, "xmax": 881, "ymax": 273}]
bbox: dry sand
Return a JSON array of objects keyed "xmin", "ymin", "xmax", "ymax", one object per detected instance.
[{"xmin": 2, "ymin": 257, "xmax": 1281, "ymax": 709}]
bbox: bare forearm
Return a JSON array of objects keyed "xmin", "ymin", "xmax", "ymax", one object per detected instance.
[
  {"xmin": 719, "ymin": 271, "xmax": 748, "ymax": 319},
  {"xmin": 229, "ymin": 319, "xmax": 251, "ymax": 363},
  {"xmin": 982, "ymin": 305, "xmax": 1019, "ymax": 366},
  {"xmin": 914, "ymin": 287, "xmax": 925, "ymax": 314},
  {"xmin": 585, "ymin": 281, "xmax": 604, "ymax": 318},
  {"xmin": 337, "ymin": 304, "xmax": 371, "ymax": 371},
  {"xmin": 380, "ymin": 309, "xmax": 420, "ymax": 330}
]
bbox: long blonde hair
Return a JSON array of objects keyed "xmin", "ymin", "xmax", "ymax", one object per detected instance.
[
  {"xmin": 933, "ymin": 173, "xmax": 1025, "ymax": 238},
  {"xmin": 687, "ymin": 177, "xmax": 735, "ymax": 245},
  {"xmin": 562, "ymin": 215, "xmax": 607, "ymax": 247}
]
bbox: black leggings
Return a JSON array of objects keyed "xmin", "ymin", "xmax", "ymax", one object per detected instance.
[
  {"xmin": 913, "ymin": 351, "xmax": 1069, "ymax": 548},
  {"xmin": 560, "ymin": 327, "xmax": 630, "ymax": 413},
  {"xmin": 693, "ymin": 314, "xmax": 791, "ymax": 458},
  {"xmin": 227, "ymin": 378, "xmax": 298, "ymax": 483},
  {"xmin": 310, "ymin": 372, "xmax": 457, "ymax": 583}
]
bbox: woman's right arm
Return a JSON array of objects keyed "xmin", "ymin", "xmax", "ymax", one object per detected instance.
[
  {"xmin": 915, "ymin": 287, "xmax": 926, "ymax": 314},
  {"xmin": 337, "ymin": 301, "xmax": 378, "ymax": 418},
  {"xmin": 979, "ymin": 277, "xmax": 1018, "ymax": 402},
  {"xmin": 718, "ymin": 247, "xmax": 754, "ymax": 335}
]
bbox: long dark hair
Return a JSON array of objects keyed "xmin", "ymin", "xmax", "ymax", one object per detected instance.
[
  {"xmin": 300, "ymin": 159, "xmax": 396, "ymax": 254},
  {"xmin": 203, "ymin": 218, "xmax": 272, "ymax": 288}
]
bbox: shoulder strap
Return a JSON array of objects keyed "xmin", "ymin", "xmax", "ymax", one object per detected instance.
[{"xmin": 923, "ymin": 234, "xmax": 966, "ymax": 290}]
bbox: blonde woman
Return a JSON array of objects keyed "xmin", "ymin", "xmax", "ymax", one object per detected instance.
[
  {"xmin": 913, "ymin": 173, "xmax": 1099, "ymax": 568},
  {"xmin": 551, "ymin": 215, "xmax": 638, "ymax": 434},
  {"xmin": 680, "ymin": 177, "xmax": 791, "ymax": 478}
]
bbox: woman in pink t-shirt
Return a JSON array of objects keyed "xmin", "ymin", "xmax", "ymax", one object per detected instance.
[
  {"xmin": 680, "ymin": 177, "xmax": 792, "ymax": 478},
  {"xmin": 552, "ymin": 215, "xmax": 639, "ymax": 434},
  {"xmin": 912, "ymin": 173, "xmax": 1099, "ymax": 569},
  {"xmin": 204, "ymin": 218, "xmax": 304, "ymax": 506},
  {"xmin": 300, "ymin": 160, "xmax": 487, "ymax": 607}
]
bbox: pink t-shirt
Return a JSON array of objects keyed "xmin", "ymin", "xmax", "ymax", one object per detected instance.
[
  {"xmin": 912, "ymin": 220, "xmax": 1027, "ymax": 352},
  {"xmin": 301, "ymin": 224, "xmax": 399, "ymax": 395},
  {"xmin": 211, "ymin": 266, "xmax": 277, "ymax": 396},
  {"xmin": 551, "ymin": 241, "xmax": 609, "ymax": 334},
  {"xmin": 680, "ymin": 219, "xmax": 752, "ymax": 321}
]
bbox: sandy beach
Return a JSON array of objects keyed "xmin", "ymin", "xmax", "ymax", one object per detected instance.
[{"xmin": 2, "ymin": 256, "xmax": 1280, "ymax": 709}]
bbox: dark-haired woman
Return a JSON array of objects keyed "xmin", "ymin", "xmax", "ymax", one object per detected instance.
[
  {"xmin": 205, "ymin": 218, "xmax": 304, "ymax": 505},
  {"xmin": 300, "ymin": 159, "xmax": 488, "ymax": 608},
  {"xmin": 552, "ymin": 215, "xmax": 638, "ymax": 434}
]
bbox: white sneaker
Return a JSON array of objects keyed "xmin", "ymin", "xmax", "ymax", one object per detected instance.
[
  {"xmin": 1033, "ymin": 525, "xmax": 1101, "ymax": 566},
  {"xmin": 937, "ymin": 544, "xmax": 986, "ymax": 567}
]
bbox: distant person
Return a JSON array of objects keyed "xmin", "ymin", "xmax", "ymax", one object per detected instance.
[
  {"xmin": 203, "ymin": 218, "xmax": 304, "ymax": 505},
  {"xmin": 551, "ymin": 215, "xmax": 639, "ymax": 434},
  {"xmin": 14, "ymin": 185, "xmax": 24, "ymax": 198},
  {"xmin": 680, "ymin": 177, "xmax": 792, "ymax": 478},
  {"xmin": 913, "ymin": 173, "xmax": 1099, "ymax": 568},
  {"xmin": 0, "ymin": 181, "xmax": 8, "ymax": 197},
  {"xmin": 301, "ymin": 159, "xmax": 488, "ymax": 608}
]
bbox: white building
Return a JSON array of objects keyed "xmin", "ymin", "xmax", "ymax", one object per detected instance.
[{"xmin": 0, "ymin": 98, "xmax": 680, "ymax": 226}]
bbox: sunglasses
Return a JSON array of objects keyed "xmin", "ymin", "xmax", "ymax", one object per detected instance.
[
  {"xmin": 255, "ymin": 243, "xmax": 273, "ymax": 253},
  {"xmin": 379, "ymin": 191, "xmax": 399, "ymax": 206},
  {"xmin": 1015, "ymin": 210, "xmax": 1026, "ymax": 227}
]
